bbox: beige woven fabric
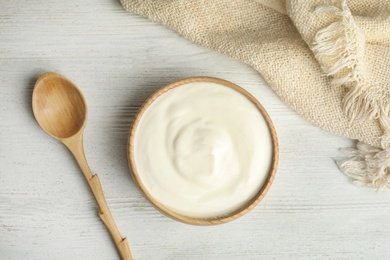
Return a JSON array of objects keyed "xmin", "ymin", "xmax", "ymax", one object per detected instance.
[{"xmin": 121, "ymin": 0, "xmax": 390, "ymax": 188}]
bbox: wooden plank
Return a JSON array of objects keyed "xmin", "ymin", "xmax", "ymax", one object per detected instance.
[{"xmin": 1, "ymin": 0, "xmax": 390, "ymax": 259}]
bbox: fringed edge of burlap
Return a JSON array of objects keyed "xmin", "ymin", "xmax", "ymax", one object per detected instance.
[{"xmin": 313, "ymin": 0, "xmax": 390, "ymax": 188}]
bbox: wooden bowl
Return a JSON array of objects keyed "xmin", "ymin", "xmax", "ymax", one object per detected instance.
[{"xmin": 128, "ymin": 77, "xmax": 278, "ymax": 225}]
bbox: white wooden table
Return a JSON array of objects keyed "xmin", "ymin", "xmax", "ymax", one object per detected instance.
[{"xmin": 2, "ymin": 1, "xmax": 390, "ymax": 259}]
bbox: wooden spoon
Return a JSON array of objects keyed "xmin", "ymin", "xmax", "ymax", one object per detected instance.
[{"xmin": 32, "ymin": 72, "xmax": 133, "ymax": 260}]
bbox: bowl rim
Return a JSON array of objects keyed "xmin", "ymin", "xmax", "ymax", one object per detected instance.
[{"xmin": 127, "ymin": 77, "xmax": 279, "ymax": 225}]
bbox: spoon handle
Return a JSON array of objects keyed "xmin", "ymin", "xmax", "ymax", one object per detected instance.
[{"xmin": 63, "ymin": 133, "xmax": 133, "ymax": 260}]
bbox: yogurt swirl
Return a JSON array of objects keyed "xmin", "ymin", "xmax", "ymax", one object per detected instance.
[{"xmin": 134, "ymin": 81, "xmax": 273, "ymax": 218}]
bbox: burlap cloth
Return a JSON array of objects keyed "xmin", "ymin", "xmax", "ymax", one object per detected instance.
[{"xmin": 120, "ymin": 0, "xmax": 390, "ymax": 188}]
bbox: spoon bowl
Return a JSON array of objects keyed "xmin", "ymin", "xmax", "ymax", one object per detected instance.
[{"xmin": 32, "ymin": 73, "xmax": 87, "ymax": 139}]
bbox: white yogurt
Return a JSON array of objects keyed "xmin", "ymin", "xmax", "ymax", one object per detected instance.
[{"xmin": 134, "ymin": 82, "xmax": 273, "ymax": 218}]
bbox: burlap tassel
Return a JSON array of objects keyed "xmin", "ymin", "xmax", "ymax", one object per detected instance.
[{"xmin": 313, "ymin": 0, "xmax": 390, "ymax": 188}]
